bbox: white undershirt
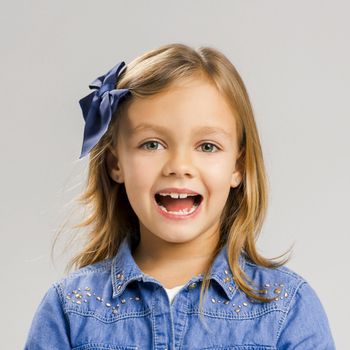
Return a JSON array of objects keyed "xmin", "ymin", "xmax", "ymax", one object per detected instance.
[{"xmin": 164, "ymin": 284, "xmax": 186, "ymax": 304}]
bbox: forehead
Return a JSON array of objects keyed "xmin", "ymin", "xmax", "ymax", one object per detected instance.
[{"xmin": 119, "ymin": 77, "xmax": 237, "ymax": 138}]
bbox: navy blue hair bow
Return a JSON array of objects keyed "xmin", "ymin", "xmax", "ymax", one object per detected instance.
[{"xmin": 78, "ymin": 61, "xmax": 130, "ymax": 159}]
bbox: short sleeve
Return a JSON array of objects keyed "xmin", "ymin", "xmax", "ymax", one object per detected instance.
[
  {"xmin": 276, "ymin": 281, "xmax": 336, "ymax": 349},
  {"xmin": 24, "ymin": 284, "xmax": 71, "ymax": 349}
]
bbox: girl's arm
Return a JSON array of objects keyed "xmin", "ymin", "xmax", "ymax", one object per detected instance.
[
  {"xmin": 24, "ymin": 284, "xmax": 71, "ymax": 349},
  {"xmin": 276, "ymin": 281, "xmax": 336, "ymax": 349}
]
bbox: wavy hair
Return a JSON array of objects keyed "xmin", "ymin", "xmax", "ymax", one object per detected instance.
[{"xmin": 53, "ymin": 43, "xmax": 292, "ymax": 318}]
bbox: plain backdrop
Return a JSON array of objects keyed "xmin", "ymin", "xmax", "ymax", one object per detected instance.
[{"xmin": 1, "ymin": 0, "xmax": 349, "ymax": 348}]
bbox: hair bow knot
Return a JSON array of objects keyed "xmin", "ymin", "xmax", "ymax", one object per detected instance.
[{"xmin": 78, "ymin": 61, "xmax": 130, "ymax": 159}]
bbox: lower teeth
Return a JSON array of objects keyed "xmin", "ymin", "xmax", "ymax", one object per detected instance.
[{"xmin": 158, "ymin": 204, "xmax": 199, "ymax": 215}]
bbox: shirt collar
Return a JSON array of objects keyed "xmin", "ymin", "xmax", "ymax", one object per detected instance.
[{"xmin": 111, "ymin": 237, "xmax": 246, "ymax": 300}]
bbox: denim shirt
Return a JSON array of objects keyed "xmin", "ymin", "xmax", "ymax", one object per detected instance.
[{"xmin": 24, "ymin": 237, "xmax": 336, "ymax": 349}]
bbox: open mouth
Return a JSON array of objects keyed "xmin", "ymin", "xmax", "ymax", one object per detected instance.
[{"xmin": 154, "ymin": 193, "xmax": 203, "ymax": 216}]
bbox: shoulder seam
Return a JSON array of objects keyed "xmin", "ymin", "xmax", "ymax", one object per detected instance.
[
  {"xmin": 275, "ymin": 280, "xmax": 307, "ymax": 343},
  {"xmin": 52, "ymin": 282, "xmax": 72, "ymax": 335},
  {"xmin": 52, "ymin": 283, "xmax": 67, "ymax": 316},
  {"xmin": 53, "ymin": 282, "xmax": 65, "ymax": 304}
]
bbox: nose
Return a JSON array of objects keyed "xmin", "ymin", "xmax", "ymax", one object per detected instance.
[{"xmin": 162, "ymin": 148, "xmax": 196, "ymax": 178}]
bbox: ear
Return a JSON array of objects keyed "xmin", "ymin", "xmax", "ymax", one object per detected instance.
[
  {"xmin": 230, "ymin": 168, "xmax": 242, "ymax": 188},
  {"xmin": 106, "ymin": 145, "xmax": 124, "ymax": 183},
  {"xmin": 230, "ymin": 152, "xmax": 243, "ymax": 188}
]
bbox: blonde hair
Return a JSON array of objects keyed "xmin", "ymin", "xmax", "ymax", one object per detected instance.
[{"xmin": 53, "ymin": 43, "xmax": 291, "ymax": 319}]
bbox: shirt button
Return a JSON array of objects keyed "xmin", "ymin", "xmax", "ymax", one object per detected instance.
[{"xmin": 188, "ymin": 282, "xmax": 197, "ymax": 289}]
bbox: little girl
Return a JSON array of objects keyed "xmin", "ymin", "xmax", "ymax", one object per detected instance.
[{"xmin": 24, "ymin": 43, "xmax": 336, "ymax": 349}]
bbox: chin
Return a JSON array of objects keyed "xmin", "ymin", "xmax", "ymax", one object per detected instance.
[{"xmin": 158, "ymin": 232, "xmax": 200, "ymax": 244}]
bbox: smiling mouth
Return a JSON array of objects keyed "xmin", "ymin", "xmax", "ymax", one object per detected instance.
[{"xmin": 154, "ymin": 194, "xmax": 203, "ymax": 215}]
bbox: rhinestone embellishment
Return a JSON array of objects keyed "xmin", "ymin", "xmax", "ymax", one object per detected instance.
[
  {"xmin": 116, "ymin": 273, "xmax": 124, "ymax": 281},
  {"xmin": 210, "ymin": 274, "xmax": 288, "ymax": 313},
  {"xmin": 65, "ymin": 286, "xmax": 141, "ymax": 315}
]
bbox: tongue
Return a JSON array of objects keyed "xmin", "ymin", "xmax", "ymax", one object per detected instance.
[{"xmin": 159, "ymin": 196, "xmax": 195, "ymax": 211}]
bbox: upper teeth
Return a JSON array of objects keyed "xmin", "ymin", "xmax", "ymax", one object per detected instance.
[{"xmin": 158, "ymin": 192, "xmax": 197, "ymax": 199}]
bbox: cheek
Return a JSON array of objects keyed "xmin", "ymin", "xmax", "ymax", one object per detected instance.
[
  {"xmin": 202, "ymin": 156, "xmax": 234, "ymax": 180},
  {"xmin": 123, "ymin": 157, "xmax": 158, "ymax": 190},
  {"xmin": 122, "ymin": 158, "xmax": 157, "ymax": 215},
  {"xmin": 200, "ymin": 158, "xmax": 235, "ymax": 198}
]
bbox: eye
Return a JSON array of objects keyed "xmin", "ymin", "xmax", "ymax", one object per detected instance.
[
  {"xmin": 139, "ymin": 140, "xmax": 220, "ymax": 152},
  {"xmin": 199, "ymin": 142, "xmax": 220, "ymax": 153},
  {"xmin": 139, "ymin": 140, "xmax": 164, "ymax": 151}
]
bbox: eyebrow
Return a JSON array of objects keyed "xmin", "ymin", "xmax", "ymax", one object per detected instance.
[{"xmin": 130, "ymin": 123, "xmax": 232, "ymax": 139}]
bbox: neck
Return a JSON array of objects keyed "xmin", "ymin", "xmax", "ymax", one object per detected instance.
[{"xmin": 132, "ymin": 225, "xmax": 220, "ymax": 288}]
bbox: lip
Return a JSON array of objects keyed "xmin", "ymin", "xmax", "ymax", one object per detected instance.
[
  {"xmin": 155, "ymin": 187, "xmax": 201, "ymax": 195},
  {"xmin": 153, "ymin": 193, "xmax": 203, "ymax": 220}
]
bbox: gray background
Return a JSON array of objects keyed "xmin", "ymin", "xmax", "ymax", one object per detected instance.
[{"xmin": 1, "ymin": 0, "xmax": 348, "ymax": 348}]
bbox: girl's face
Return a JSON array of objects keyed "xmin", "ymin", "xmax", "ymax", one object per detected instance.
[{"xmin": 107, "ymin": 77, "xmax": 242, "ymax": 246}]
